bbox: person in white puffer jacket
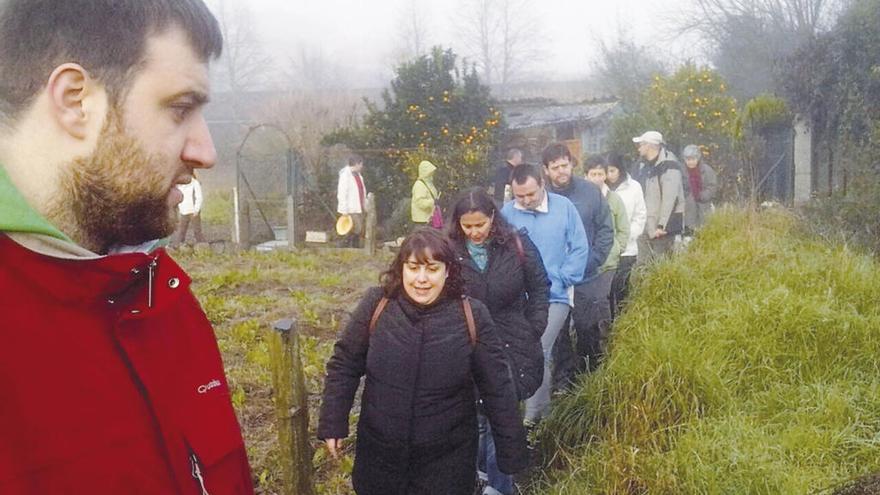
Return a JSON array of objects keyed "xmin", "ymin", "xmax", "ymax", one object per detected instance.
[
  {"xmin": 605, "ymin": 155, "xmax": 646, "ymax": 318},
  {"xmin": 337, "ymin": 154, "xmax": 367, "ymax": 247},
  {"xmin": 174, "ymin": 174, "xmax": 205, "ymax": 245}
]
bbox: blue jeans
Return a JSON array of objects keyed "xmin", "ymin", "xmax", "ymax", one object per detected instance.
[{"xmin": 478, "ymin": 414, "xmax": 514, "ymax": 495}]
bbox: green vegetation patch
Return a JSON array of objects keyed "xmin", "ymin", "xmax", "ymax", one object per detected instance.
[
  {"xmin": 535, "ymin": 208, "xmax": 880, "ymax": 494},
  {"xmin": 174, "ymin": 247, "xmax": 391, "ymax": 494}
]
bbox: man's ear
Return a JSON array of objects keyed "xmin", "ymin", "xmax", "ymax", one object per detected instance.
[{"xmin": 46, "ymin": 63, "xmax": 103, "ymax": 140}]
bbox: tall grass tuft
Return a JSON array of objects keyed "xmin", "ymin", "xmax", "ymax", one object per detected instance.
[{"xmin": 534, "ymin": 207, "xmax": 880, "ymax": 494}]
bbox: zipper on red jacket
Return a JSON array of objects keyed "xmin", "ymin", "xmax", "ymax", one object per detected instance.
[
  {"xmin": 147, "ymin": 257, "xmax": 158, "ymax": 308},
  {"xmin": 190, "ymin": 452, "xmax": 210, "ymax": 495}
]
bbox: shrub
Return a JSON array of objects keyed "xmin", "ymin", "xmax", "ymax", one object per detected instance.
[
  {"xmin": 324, "ymin": 47, "xmax": 503, "ymax": 220},
  {"xmin": 803, "ymin": 178, "xmax": 880, "ymax": 256}
]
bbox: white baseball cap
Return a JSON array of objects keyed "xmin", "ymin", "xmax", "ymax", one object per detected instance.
[{"xmin": 632, "ymin": 131, "xmax": 664, "ymax": 145}]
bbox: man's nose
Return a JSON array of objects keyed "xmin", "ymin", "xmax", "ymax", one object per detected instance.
[{"xmin": 181, "ymin": 115, "xmax": 217, "ymax": 169}]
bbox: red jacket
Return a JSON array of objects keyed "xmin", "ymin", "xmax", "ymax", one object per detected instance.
[{"xmin": 0, "ymin": 235, "xmax": 254, "ymax": 494}]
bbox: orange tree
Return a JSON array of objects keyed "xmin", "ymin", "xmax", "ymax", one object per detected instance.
[
  {"xmin": 608, "ymin": 65, "xmax": 738, "ymax": 188},
  {"xmin": 324, "ymin": 47, "xmax": 503, "ymax": 229}
]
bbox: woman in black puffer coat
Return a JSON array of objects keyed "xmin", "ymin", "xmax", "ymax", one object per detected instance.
[
  {"xmin": 318, "ymin": 228, "xmax": 527, "ymax": 495},
  {"xmin": 448, "ymin": 188, "xmax": 550, "ymax": 495}
]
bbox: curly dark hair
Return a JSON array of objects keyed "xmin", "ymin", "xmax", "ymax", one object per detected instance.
[
  {"xmin": 446, "ymin": 187, "xmax": 517, "ymax": 246},
  {"xmin": 380, "ymin": 227, "xmax": 463, "ymax": 299}
]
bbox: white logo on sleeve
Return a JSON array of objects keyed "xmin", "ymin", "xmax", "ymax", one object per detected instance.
[{"xmin": 197, "ymin": 379, "xmax": 222, "ymax": 394}]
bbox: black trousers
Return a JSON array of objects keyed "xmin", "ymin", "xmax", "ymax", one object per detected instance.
[
  {"xmin": 338, "ymin": 213, "xmax": 364, "ymax": 248},
  {"xmin": 174, "ymin": 213, "xmax": 204, "ymax": 245},
  {"xmin": 552, "ymin": 271, "xmax": 615, "ymax": 388},
  {"xmin": 610, "ymin": 255, "xmax": 637, "ymax": 319}
]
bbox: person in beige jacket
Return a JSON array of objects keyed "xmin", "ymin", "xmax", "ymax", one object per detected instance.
[{"xmin": 632, "ymin": 131, "xmax": 685, "ymax": 258}]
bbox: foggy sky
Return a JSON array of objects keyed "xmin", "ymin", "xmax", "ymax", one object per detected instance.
[{"xmin": 208, "ymin": 0, "xmax": 704, "ymax": 89}]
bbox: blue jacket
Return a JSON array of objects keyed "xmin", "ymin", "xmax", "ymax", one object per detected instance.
[{"xmin": 501, "ymin": 193, "xmax": 589, "ymax": 305}]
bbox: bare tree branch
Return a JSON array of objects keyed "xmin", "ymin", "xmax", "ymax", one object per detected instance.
[
  {"xmin": 591, "ymin": 23, "xmax": 668, "ymax": 106},
  {"xmin": 287, "ymin": 45, "xmax": 349, "ymax": 90},
  {"xmin": 454, "ymin": 0, "xmax": 545, "ymax": 97},
  {"xmin": 454, "ymin": 0, "xmax": 497, "ymax": 83},
  {"xmin": 395, "ymin": 0, "xmax": 431, "ymax": 63},
  {"xmin": 210, "ymin": 0, "xmax": 274, "ymax": 93},
  {"xmin": 677, "ymin": 0, "xmax": 843, "ymax": 97}
]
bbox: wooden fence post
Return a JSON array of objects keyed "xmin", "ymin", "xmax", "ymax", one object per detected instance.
[
  {"xmin": 364, "ymin": 192, "xmax": 376, "ymax": 256},
  {"xmin": 268, "ymin": 318, "xmax": 315, "ymax": 495}
]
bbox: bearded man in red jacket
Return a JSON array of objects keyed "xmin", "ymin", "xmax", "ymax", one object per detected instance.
[{"xmin": 0, "ymin": 1, "xmax": 255, "ymax": 493}]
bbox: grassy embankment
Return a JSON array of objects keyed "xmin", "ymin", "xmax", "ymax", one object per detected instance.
[
  {"xmin": 174, "ymin": 246, "xmax": 391, "ymax": 494},
  {"xmin": 531, "ymin": 208, "xmax": 880, "ymax": 494}
]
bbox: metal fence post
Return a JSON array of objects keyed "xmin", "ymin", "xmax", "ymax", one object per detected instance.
[
  {"xmin": 286, "ymin": 194, "xmax": 296, "ymax": 251},
  {"xmin": 268, "ymin": 318, "xmax": 314, "ymax": 495}
]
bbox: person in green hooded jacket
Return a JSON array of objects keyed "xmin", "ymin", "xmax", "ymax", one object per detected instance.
[
  {"xmin": 583, "ymin": 154, "xmax": 630, "ymax": 365},
  {"xmin": 411, "ymin": 160, "xmax": 442, "ymax": 226}
]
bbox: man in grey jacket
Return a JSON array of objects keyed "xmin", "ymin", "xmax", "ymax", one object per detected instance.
[{"xmin": 633, "ymin": 131, "xmax": 686, "ymax": 258}]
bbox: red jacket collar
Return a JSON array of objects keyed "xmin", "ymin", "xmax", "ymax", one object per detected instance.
[{"xmin": 0, "ymin": 234, "xmax": 190, "ymax": 309}]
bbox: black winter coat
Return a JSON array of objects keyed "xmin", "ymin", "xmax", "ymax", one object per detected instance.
[
  {"xmin": 492, "ymin": 162, "xmax": 516, "ymax": 205},
  {"xmin": 318, "ymin": 288, "xmax": 527, "ymax": 495},
  {"xmin": 454, "ymin": 230, "xmax": 550, "ymax": 400}
]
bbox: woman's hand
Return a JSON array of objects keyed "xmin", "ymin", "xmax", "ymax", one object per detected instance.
[{"xmin": 325, "ymin": 438, "xmax": 343, "ymax": 459}]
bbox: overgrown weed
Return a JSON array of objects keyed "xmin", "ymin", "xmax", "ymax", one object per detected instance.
[{"xmin": 534, "ymin": 207, "xmax": 880, "ymax": 494}]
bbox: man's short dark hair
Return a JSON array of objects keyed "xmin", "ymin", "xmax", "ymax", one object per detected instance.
[
  {"xmin": 541, "ymin": 142, "xmax": 573, "ymax": 166},
  {"xmin": 584, "ymin": 154, "xmax": 607, "ymax": 172},
  {"xmin": 0, "ymin": 0, "xmax": 223, "ymax": 122},
  {"xmin": 348, "ymin": 154, "xmax": 364, "ymax": 167},
  {"xmin": 510, "ymin": 163, "xmax": 543, "ymax": 186}
]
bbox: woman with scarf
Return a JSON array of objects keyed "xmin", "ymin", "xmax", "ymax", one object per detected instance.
[
  {"xmin": 681, "ymin": 144, "xmax": 718, "ymax": 235},
  {"xmin": 447, "ymin": 188, "xmax": 550, "ymax": 495}
]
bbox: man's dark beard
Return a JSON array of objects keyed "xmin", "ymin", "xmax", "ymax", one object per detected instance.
[
  {"xmin": 51, "ymin": 117, "xmax": 177, "ymax": 253},
  {"xmin": 550, "ymin": 175, "xmax": 572, "ymax": 191}
]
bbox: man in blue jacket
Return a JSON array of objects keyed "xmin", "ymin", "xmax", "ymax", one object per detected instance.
[
  {"xmin": 502, "ymin": 164, "xmax": 588, "ymax": 424},
  {"xmin": 541, "ymin": 143, "xmax": 614, "ymax": 378}
]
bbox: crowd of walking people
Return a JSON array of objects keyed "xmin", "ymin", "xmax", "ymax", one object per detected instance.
[
  {"xmin": 0, "ymin": 1, "xmax": 721, "ymax": 493},
  {"xmin": 323, "ymin": 133, "xmax": 718, "ymax": 494}
]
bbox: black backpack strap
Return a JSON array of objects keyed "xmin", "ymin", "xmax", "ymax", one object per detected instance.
[
  {"xmin": 368, "ymin": 297, "xmax": 390, "ymax": 335},
  {"xmin": 461, "ymin": 297, "xmax": 477, "ymax": 347}
]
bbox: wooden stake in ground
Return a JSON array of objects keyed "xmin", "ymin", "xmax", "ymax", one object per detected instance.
[
  {"xmin": 268, "ymin": 318, "xmax": 315, "ymax": 495},
  {"xmin": 364, "ymin": 192, "xmax": 376, "ymax": 256}
]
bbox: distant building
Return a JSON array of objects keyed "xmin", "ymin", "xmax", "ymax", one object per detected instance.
[{"xmin": 500, "ymin": 100, "xmax": 622, "ymax": 164}]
